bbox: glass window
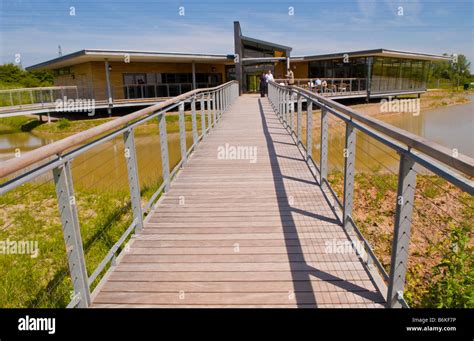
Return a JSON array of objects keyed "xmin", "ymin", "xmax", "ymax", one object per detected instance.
[
  {"xmin": 123, "ymin": 74, "xmax": 134, "ymax": 85},
  {"xmin": 146, "ymin": 73, "xmax": 156, "ymax": 84}
]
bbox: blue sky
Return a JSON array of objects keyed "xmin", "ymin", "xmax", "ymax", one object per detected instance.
[{"xmin": 0, "ymin": 0, "xmax": 473, "ymax": 68}]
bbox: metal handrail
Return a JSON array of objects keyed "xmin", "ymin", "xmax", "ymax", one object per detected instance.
[
  {"xmin": 267, "ymin": 80, "xmax": 473, "ymax": 308},
  {"xmin": 0, "ymin": 80, "xmax": 239, "ymax": 308},
  {"xmin": 0, "ymin": 85, "xmax": 78, "ymax": 93},
  {"xmin": 0, "ymin": 81, "xmax": 237, "ymax": 179},
  {"xmin": 270, "ymin": 81, "xmax": 474, "ymax": 178}
]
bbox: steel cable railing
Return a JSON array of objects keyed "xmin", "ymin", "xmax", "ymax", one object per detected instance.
[
  {"xmin": 267, "ymin": 80, "xmax": 474, "ymax": 308},
  {"xmin": 0, "ymin": 81, "xmax": 239, "ymax": 308}
]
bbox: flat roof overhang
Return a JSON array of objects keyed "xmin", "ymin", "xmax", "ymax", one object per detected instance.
[
  {"xmin": 26, "ymin": 49, "xmax": 234, "ymax": 71},
  {"xmin": 241, "ymin": 35, "xmax": 292, "ymax": 53},
  {"xmin": 291, "ymin": 49, "xmax": 451, "ymax": 62}
]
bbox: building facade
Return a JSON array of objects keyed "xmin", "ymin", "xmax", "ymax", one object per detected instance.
[{"xmin": 26, "ymin": 22, "xmax": 449, "ymax": 106}]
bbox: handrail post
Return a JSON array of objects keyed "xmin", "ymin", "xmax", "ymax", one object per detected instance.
[
  {"xmin": 123, "ymin": 128, "xmax": 144, "ymax": 232},
  {"xmin": 178, "ymin": 102, "xmax": 187, "ymax": 166},
  {"xmin": 278, "ymin": 88, "xmax": 281, "ymax": 118},
  {"xmin": 306, "ymin": 100, "xmax": 313, "ymax": 161},
  {"xmin": 223, "ymin": 87, "xmax": 226, "ymax": 112},
  {"xmin": 227, "ymin": 85, "xmax": 230, "ymax": 109},
  {"xmin": 200, "ymin": 96, "xmax": 206, "ymax": 137},
  {"xmin": 212, "ymin": 91, "xmax": 217, "ymax": 126},
  {"xmin": 289, "ymin": 90, "xmax": 294, "ymax": 133},
  {"xmin": 275, "ymin": 87, "xmax": 278, "ymax": 115},
  {"xmin": 207, "ymin": 92, "xmax": 212, "ymax": 130},
  {"xmin": 387, "ymin": 153, "xmax": 417, "ymax": 308},
  {"xmin": 343, "ymin": 122, "xmax": 356, "ymax": 230},
  {"xmin": 284, "ymin": 90, "xmax": 289, "ymax": 128},
  {"xmin": 158, "ymin": 112, "xmax": 170, "ymax": 192},
  {"xmin": 297, "ymin": 93, "xmax": 302, "ymax": 145},
  {"xmin": 222, "ymin": 87, "xmax": 225, "ymax": 112},
  {"xmin": 217, "ymin": 89, "xmax": 221, "ymax": 120},
  {"xmin": 53, "ymin": 161, "xmax": 91, "ymax": 308},
  {"xmin": 227, "ymin": 86, "xmax": 230, "ymax": 110},
  {"xmin": 280, "ymin": 88, "xmax": 284, "ymax": 120},
  {"xmin": 320, "ymin": 108, "xmax": 329, "ymax": 184},
  {"xmin": 215, "ymin": 90, "xmax": 221, "ymax": 122},
  {"xmin": 191, "ymin": 96, "xmax": 198, "ymax": 145}
]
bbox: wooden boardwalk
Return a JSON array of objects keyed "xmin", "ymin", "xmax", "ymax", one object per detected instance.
[{"xmin": 92, "ymin": 95, "xmax": 385, "ymax": 308}]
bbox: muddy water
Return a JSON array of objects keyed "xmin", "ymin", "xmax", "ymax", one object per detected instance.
[{"xmin": 312, "ymin": 96, "xmax": 474, "ymax": 173}]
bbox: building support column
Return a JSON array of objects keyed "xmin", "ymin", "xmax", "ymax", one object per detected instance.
[
  {"xmin": 366, "ymin": 57, "xmax": 372, "ymax": 103},
  {"xmin": 105, "ymin": 59, "xmax": 113, "ymax": 116},
  {"xmin": 234, "ymin": 21, "xmax": 243, "ymax": 95},
  {"xmin": 192, "ymin": 62, "xmax": 197, "ymax": 90}
]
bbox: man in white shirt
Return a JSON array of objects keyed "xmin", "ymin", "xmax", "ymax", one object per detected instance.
[{"xmin": 266, "ymin": 70, "xmax": 274, "ymax": 83}]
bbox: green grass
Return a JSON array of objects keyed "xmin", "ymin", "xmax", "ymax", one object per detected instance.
[
  {"xmin": 0, "ymin": 181, "xmax": 141, "ymax": 307},
  {"xmin": 0, "ymin": 128, "xmax": 185, "ymax": 307},
  {"xmin": 0, "ymin": 111, "xmax": 202, "ymax": 136},
  {"xmin": 328, "ymin": 171, "xmax": 473, "ymax": 308}
]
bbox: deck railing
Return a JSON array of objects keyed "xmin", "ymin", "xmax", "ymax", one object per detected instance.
[
  {"xmin": 0, "ymin": 86, "xmax": 79, "ymax": 108},
  {"xmin": 0, "ymin": 83, "xmax": 226, "ymax": 115},
  {"xmin": 0, "ymin": 81, "xmax": 239, "ymax": 308},
  {"xmin": 267, "ymin": 80, "xmax": 474, "ymax": 308},
  {"xmin": 274, "ymin": 78, "xmax": 368, "ymax": 96},
  {"xmin": 123, "ymin": 82, "xmax": 220, "ymax": 99}
]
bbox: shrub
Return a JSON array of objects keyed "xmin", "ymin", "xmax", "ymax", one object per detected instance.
[{"xmin": 57, "ymin": 118, "xmax": 71, "ymax": 130}]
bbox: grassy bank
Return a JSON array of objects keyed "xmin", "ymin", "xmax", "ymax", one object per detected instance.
[
  {"xmin": 0, "ymin": 111, "xmax": 203, "ymax": 136},
  {"xmin": 328, "ymin": 171, "xmax": 473, "ymax": 308},
  {"xmin": 1, "ymin": 168, "xmax": 470, "ymax": 307},
  {"xmin": 0, "ymin": 161, "xmax": 172, "ymax": 307}
]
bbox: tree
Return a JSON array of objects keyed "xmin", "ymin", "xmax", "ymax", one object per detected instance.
[
  {"xmin": 451, "ymin": 54, "xmax": 471, "ymax": 86},
  {"xmin": 430, "ymin": 54, "xmax": 471, "ymax": 87},
  {"xmin": 0, "ymin": 63, "xmax": 54, "ymax": 88}
]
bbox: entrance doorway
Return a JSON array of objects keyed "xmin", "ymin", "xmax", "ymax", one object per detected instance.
[
  {"xmin": 246, "ymin": 74, "xmax": 259, "ymax": 92},
  {"xmin": 243, "ymin": 64, "xmax": 275, "ymax": 93}
]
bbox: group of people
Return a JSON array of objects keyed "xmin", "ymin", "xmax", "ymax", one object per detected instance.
[
  {"xmin": 259, "ymin": 68, "xmax": 295, "ymax": 97},
  {"xmin": 259, "ymin": 70, "xmax": 273, "ymax": 97},
  {"xmin": 309, "ymin": 78, "xmax": 328, "ymax": 93}
]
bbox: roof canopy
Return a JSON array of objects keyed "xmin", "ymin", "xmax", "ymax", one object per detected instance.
[
  {"xmin": 241, "ymin": 35, "xmax": 292, "ymax": 53},
  {"xmin": 291, "ymin": 49, "xmax": 450, "ymax": 62},
  {"xmin": 26, "ymin": 47, "xmax": 449, "ymax": 72},
  {"xmin": 27, "ymin": 49, "xmax": 234, "ymax": 71}
]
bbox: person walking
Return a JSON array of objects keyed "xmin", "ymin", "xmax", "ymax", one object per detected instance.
[{"xmin": 260, "ymin": 72, "xmax": 267, "ymax": 97}]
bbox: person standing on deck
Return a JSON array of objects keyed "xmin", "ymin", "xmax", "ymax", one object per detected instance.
[
  {"xmin": 315, "ymin": 77, "xmax": 322, "ymax": 93},
  {"xmin": 265, "ymin": 70, "xmax": 274, "ymax": 95},
  {"xmin": 286, "ymin": 68, "xmax": 295, "ymax": 86},
  {"xmin": 266, "ymin": 70, "xmax": 274, "ymax": 83},
  {"xmin": 260, "ymin": 72, "xmax": 267, "ymax": 97}
]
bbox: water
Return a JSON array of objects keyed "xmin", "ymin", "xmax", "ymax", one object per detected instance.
[
  {"xmin": 382, "ymin": 95, "xmax": 474, "ymax": 158},
  {"xmin": 313, "ymin": 96, "xmax": 474, "ymax": 173},
  {"xmin": 0, "ymin": 98, "xmax": 472, "ymax": 186}
]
